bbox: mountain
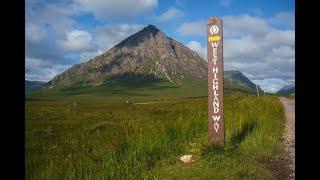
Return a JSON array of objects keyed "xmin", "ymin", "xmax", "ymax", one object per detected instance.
[
  {"xmin": 43, "ymin": 24, "xmax": 261, "ymax": 95},
  {"xmin": 276, "ymin": 84, "xmax": 295, "ymax": 94},
  {"xmin": 224, "ymin": 70, "xmax": 263, "ymax": 93},
  {"xmin": 46, "ymin": 25, "xmax": 207, "ymax": 89},
  {"xmin": 25, "ymin": 80, "xmax": 46, "ymax": 92}
]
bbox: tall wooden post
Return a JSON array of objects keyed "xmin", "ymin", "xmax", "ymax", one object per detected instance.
[{"xmin": 207, "ymin": 16, "xmax": 224, "ymax": 145}]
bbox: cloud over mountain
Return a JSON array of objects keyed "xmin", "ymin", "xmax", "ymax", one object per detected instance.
[
  {"xmin": 155, "ymin": 7, "xmax": 184, "ymax": 22},
  {"xmin": 73, "ymin": 0, "xmax": 158, "ymax": 19},
  {"xmin": 177, "ymin": 13, "xmax": 294, "ymax": 92},
  {"xmin": 58, "ymin": 30, "xmax": 96, "ymax": 52}
]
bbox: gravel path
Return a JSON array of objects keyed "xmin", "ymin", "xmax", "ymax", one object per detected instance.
[
  {"xmin": 259, "ymin": 97, "xmax": 295, "ymax": 179},
  {"xmin": 279, "ymin": 97, "xmax": 295, "ymax": 179}
]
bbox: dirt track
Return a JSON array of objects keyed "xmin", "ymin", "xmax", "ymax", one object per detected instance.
[
  {"xmin": 259, "ymin": 97, "xmax": 295, "ymax": 179},
  {"xmin": 279, "ymin": 97, "xmax": 295, "ymax": 179}
]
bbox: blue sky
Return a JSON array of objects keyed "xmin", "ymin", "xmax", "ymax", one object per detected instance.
[{"xmin": 25, "ymin": 0, "xmax": 295, "ymax": 92}]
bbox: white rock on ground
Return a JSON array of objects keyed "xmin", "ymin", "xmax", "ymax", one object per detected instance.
[{"xmin": 180, "ymin": 155, "xmax": 194, "ymax": 164}]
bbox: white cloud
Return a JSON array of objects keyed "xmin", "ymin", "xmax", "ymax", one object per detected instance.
[
  {"xmin": 224, "ymin": 36, "xmax": 264, "ymax": 60},
  {"xmin": 178, "ymin": 21, "xmax": 206, "ymax": 36},
  {"xmin": 25, "ymin": 23, "xmax": 47, "ymax": 42},
  {"xmin": 26, "ymin": 2, "xmax": 78, "ymax": 38},
  {"xmin": 215, "ymin": 14, "xmax": 294, "ymax": 91},
  {"xmin": 25, "ymin": 57, "xmax": 50, "ymax": 69},
  {"xmin": 242, "ymin": 72, "xmax": 293, "ymax": 93},
  {"xmin": 79, "ymin": 50, "xmax": 104, "ymax": 62},
  {"xmin": 26, "ymin": 64, "xmax": 71, "ymax": 82},
  {"xmin": 155, "ymin": 7, "xmax": 184, "ymax": 22},
  {"xmin": 272, "ymin": 45, "xmax": 295, "ymax": 58},
  {"xmin": 269, "ymin": 12, "xmax": 295, "ymax": 28},
  {"xmin": 223, "ymin": 14, "xmax": 270, "ymax": 37},
  {"xmin": 74, "ymin": 0, "xmax": 158, "ymax": 19},
  {"xmin": 59, "ymin": 30, "xmax": 96, "ymax": 52},
  {"xmin": 264, "ymin": 29, "xmax": 294, "ymax": 46},
  {"xmin": 177, "ymin": 14, "xmax": 276, "ymax": 38},
  {"xmin": 186, "ymin": 41, "xmax": 207, "ymax": 59},
  {"xmin": 25, "ymin": 57, "xmax": 70, "ymax": 82},
  {"xmin": 252, "ymin": 78, "xmax": 294, "ymax": 93},
  {"xmin": 178, "ymin": 14, "xmax": 296, "ymax": 83}
]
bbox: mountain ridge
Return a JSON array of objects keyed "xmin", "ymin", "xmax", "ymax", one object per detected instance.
[
  {"xmin": 277, "ymin": 84, "xmax": 294, "ymax": 94},
  {"xmin": 25, "ymin": 80, "xmax": 46, "ymax": 92},
  {"xmin": 224, "ymin": 70, "xmax": 263, "ymax": 93},
  {"xmin": 43, "ymin": 24, "xmax": 262, "ymax": 94}
]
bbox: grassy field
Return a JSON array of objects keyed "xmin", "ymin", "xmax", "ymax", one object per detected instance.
[{"xmin": 26, "ymin": 91, "xmax": 285, "ymax": 179}]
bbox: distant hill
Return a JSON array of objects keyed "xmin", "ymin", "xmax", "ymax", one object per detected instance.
[
  {"xmin": 276, "ymin": 84, "xmax": 295, "ymax": 94},
  {"xmin": 25, "ymin": 80, "xmax": 46, "ymax": 92},
  {"xmin": 224, "ymin": 70, "xmax": 263, "ymax": 93}
]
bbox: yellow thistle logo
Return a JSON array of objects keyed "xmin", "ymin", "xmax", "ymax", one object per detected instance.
[{"xmin": 208, "ymin": 35, "xmax": 221, "ymax": 42}]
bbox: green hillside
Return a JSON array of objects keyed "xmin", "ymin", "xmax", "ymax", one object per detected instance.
[{"xmin": 27, "ymin": 78, "xmax": 207, "ymax": 102}]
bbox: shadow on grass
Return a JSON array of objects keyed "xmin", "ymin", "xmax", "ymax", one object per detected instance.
[
  {"xmin": 230, "ymin": 120, "xmax": 257, "ymax": 150},
  {"xmin": 201, "ymin": 120, "xmax": 257, "ymax": 156},
  {"xmin": 201, "ymin": 144, "xmax": 226, "ymax": 156}
]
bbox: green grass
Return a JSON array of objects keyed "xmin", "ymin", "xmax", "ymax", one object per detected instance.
[
  {"xmin": 26, "ymin": 92, "xmax": 285, "ymax": 179},
  {"xmin": 269, "ymin": 93, "xmax": 295, "ymax": 99},
  {"xmin": 29, "ymin": 78, "xmax": 208, "ymax": 102}
]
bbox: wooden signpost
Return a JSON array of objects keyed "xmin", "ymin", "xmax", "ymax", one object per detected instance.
[{"xmin": 207, "ymin": 16, "xmax": 224, "ymax": 145}]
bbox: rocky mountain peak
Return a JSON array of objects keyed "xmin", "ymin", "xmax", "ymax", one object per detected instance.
[
  {"xmin": 47, "ymin": 24, "xmax": 207, "ymax": 88},
  {"xmin": 144, "ymin": 24, "xmax": 160, "ymax": 33},
  {"xmin": 116, "ymin": 24, "xmax": 164, "ymax": 48}
]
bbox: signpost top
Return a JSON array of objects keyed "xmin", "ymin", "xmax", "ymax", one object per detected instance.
[{"xmin": 207, "ymin": 16, "xmax": 222, "ymax": 24}]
